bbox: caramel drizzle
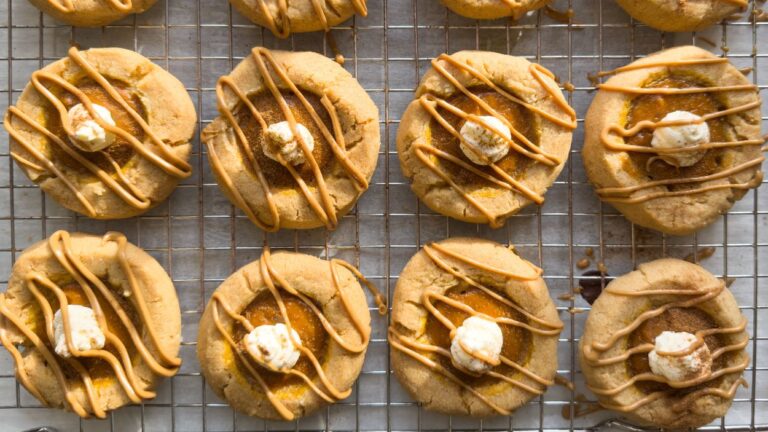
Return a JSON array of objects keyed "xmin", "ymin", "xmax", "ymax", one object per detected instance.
[
  {"xmin": 0, "ymin": 231, "xmax": 181, "ymax": 418},
  {"xmin": 209, "ymin": 248, "xmax": 386, "ymax": 421},
  {"xmin": 4, "ymin": 47, "xmax": 192, "ymax": 218},
  {"xmin": 595, "ymin": 57, "xmax": 765, "ymax": 204},
  {"xmin": 47, "ymin": 0, "xmax": 132, "ymax": 14},
  {"xmin": 582, "ymin": 282, "xmax": 749, "ymax": 413},
  {"xmin": 207, "ymin": 47, "xmax": 368, "ymax": 232},
  {"xmin": 388, "ymin": 243, "xmax": 562, "ymax": 415},
  {"xmin": 414, "ymin": 54, "xmax": 576, "ymax": 228},
  {"xmin": 256, "ymin": 0, "xmax": 366, "ymax": 37}
]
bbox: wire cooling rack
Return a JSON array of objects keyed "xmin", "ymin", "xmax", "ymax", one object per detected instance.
[{"xmin": 0, "ymin": 0, "xmax": 766, "ymax": 430}]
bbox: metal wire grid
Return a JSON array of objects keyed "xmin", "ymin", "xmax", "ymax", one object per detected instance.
[{"xmin": 0, "ymin": 0, "xmax": 766, "ymax": 430}]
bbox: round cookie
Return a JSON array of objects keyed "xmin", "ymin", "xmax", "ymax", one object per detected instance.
[
  {"xmin": 5, "ymin": 47, "xmax": 196, "ymax": 219},
  {"xmin": 389, "ymin": 237, "xmax": 562, "ymax": 416},
  {"xmin": 0, "ymin": 230, "xmax": 182, "ymax": 418},
  {"xmin": 615, "ymin": 0, "xmax": 746, "ymax": 33},
  {"xmin": 397, "ymin": 51, "xmax": 575, "ymax": 228},
  {"xmin": 582, "ymin": 45, "xmax": 763, "ymax": 235},
  {"xmin": 28, "ymin": 0, "xmax": 158, "ymax": 27},
  {"xmin": 202, "ymin": 48, "xmax": 380, "ymax": 231},
  {"xmin": 197, "ymin": 249, "xmax": 382, "ymax": 420},
  {"xmin": 441, "ymin": 0, "xmax": 550, "ymax": 20},
  {"xmin": 230, "ymin": 0, "xmax": 367, "ymax": 37},
  {"xmin": 579, "ymin": 258, "xmax": 749, "ymax": 429}
]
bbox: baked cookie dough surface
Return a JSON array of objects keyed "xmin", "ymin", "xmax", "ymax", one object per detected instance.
[
  {"xmin": 202, "ymin": 48, "xmax": 380, "ymax": 231},
  {"xmin": 197, "ymin": 249, "xmax": 381, "ymax": 420},
  {"xmin": 441, "ymin": 0, "xmax": 550, "ymax": 20},
  {"xmin": 5, "ymin": 47, "xmax": 196, "ymax": 219},
  {"xmin": 230, "ymin": 0, "xmax": 367, "ymax": 37},
  {"xmin": 616, "ymin": 0, "xmax": 747, "ymax": 32},
  {"xmin": 397, "ymin": 50, "xmax": 575, "ymax": 228},
  {"xmin": 579, "ymin": 258, "xmax": 749, "ymax": 428},
  {"xmin": 389, "ymin": 237, "xmax": 562, "ymax": 416},
  {"xmin": 28, "ymin": 0, "xmax": 158, "ymax": 26},
  {"xmin": 0, "ymin": 231, "xmax": 182, "ymax": 418},
  {"xmin": 583, "ymin": 45, "xmax": 763, "ymax": 235}
]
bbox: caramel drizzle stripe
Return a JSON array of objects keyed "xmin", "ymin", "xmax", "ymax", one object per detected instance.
[
  {"xmin": 601, "ymin": 138, "xmax": 764, "ymax": 155},
  {"xmin": 257, "ymin": 0, "xmax": 367, "ymax": 37},
  {"xmin": 0, "ymin": 230, "xmax": 180, "ymax": 417},
  {"xmin": 388, "ymin": 244, "xmax": 561, "ymax": 414},
  {"xmin": 212, "ymin": 47, "xmax": 368, "ymax": 231},
  {"xmin": 209, "ymin": 247, "xmax": 384, "ymax": 421},
  {"xmin": 414, "ymin": 55, "xmax": 575, "ymax": 226},
  {"xmin": 598, "ymin": 83, "xmax": 757, "ymax": 95},
  {"xmin": 48, "ymin": 0, "xmax": 132, "ymax": 14},
  {"xmin": 671, "ymin": 378, "xmax": 747, "ymax": 413},
  {"xmin": 388, "ymin": 328, "xmax": 512, "ymax": 415},
  {"xmin": 594, "ymin": 58, "xmax": 730, "ymax": 79}
]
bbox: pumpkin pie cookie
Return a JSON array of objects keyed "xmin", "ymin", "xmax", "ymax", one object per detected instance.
[
  {"xmin": 230, "ymin": 0, "xmax": 367, "ymax": 38},
  {"xmin": 5, "ymin": 47, "xmax": 196, "ymax": 219},
  {"xmin": 202, "ymin": 48, "xmax": 380, "ymax": 231},
  {"xmin": 0, "ymin": 230, "xmax": 182, "ymax": 418},
  {"xmin": 197, "ymin": 248, "xmax": 385, "ymax": 420},
  {"xmin": 580, "ymin": 258, "xmax": 749, "ymax": 428},
  {"xmin": 441, "ymin": 0, "xmax": 549, "ymax": 20},
  {"xmin": 397, "ymin": 51, "xmax": 576, "ymax": 228},
  {"xmin": 583, "ymin": 46, "xmax": 764, "ymax": 235},
  {"xmin": 29, "ymin": 0, "xmax": 158, "ymax": 27},
  {"xmin": 389, "ymin": 238, "xmax": 562, "ymax": 416},
  {"xmin": 616, "ymin": 0, "xmax": 747, "ymax": 32}
]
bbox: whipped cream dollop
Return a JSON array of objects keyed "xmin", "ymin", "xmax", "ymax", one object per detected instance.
[
  {"xmin": 459, "ymin": 115, "xmax": 511, "ymax": 165},
  {"xmin": 651, "ymin": 111, "xmax": 710, "ymax": 167},
  {"xmin": 53, "ymin": 305, "xmax": 106, "ymax": 358},
  {"xmin": 244, "ymin": 323, "xmax": 302, "ymax": 371},
  {"xmin": 648, "ymin": 331, "xmax": 712, "ymax": 383},
  {"xmin": 263, "ymin": 121, "xmax": 314, "ymax": 166},
  {"xmin": 450, "ymin": 316, "xmax": 503, "ymax": 374},
  {"xmin": 67, "ymin": 103, "xmax": 117, "ymax": 152}
]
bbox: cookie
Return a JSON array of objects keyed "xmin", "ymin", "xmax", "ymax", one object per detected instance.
[
  {"xmin": 28, "ymin": 0, "xmax": 158, "ymax": 27},
  {"xmin": 441, "ymin": 0, "xmax": 550, "ymax": 20},
  {"xmin": 4, "ymin": 47, "xmax": 196, "ymax": 219},
  {"xmin": 0, "ymin": 231, "xmax": 182, "ymax": 418},
  {"xmin": 202, "ymin": 47, "xmax": 380, "ymax": 231},
  {"xmin": 197, "ymin": 248, "xmax": 385, "ymax": 420},
  {"xmin": 616, "ymin": 0, "xmax": 746, "ymax": 32},
  {"xmin": 389, "ymin": 237, "xmax": 562, "ymax": 416},
  {"xmin": 579, "ymin": 258, "xmax": 749, "ymax": 428},
  {"xmin": 583, "ymin": 45, "xmax": 764, "ymax": 235},
  {"xmin": 230, "ymin": 0, "xmax": 367, "ymax": 37},
  {"xmin": 397, "ymin": 51, "xmax": 575, "ymax": 228}
]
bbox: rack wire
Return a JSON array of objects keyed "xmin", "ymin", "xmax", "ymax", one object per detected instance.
[{"xmin": 0, "ymin": 0, "xmax": 766, "ymax": 430}]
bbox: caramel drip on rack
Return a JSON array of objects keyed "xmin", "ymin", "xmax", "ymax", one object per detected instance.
[
  {"xmin": 388, "ymin": 243, "xmax": 562, "ymax": 415},
  {"xmin": 0, "ymin": 230, "xmax": 181, "ymax": 418},
  {"xmin": 581, "ymin": 282, "xmax": 749, "ymax": 413},
  {"xmin": 209, "ymin": 248, "xmax": 386, "ymax": 421},
  {"xmin": 47, "ymin": 0, "xmax": 133, "ymax": 14},
  {"xmin": 207, "ymin": 47, "xmax": 368, "ymax": 231},
  {"xmin": 414, "ymin": 54, "xmax": 576, "ymax": 227},
  {"xmin": 594, "ymin": 57, "xmax": 765, "ymax": 204},
  {"xmin": 256, "ymin": 0, "xmax": 367, "ymax": 37},
  {"xmin": 4, "ymin": 47, "xmax": 192, "ymax": 217}
]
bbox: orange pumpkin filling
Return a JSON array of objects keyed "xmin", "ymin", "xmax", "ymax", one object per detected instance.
[
  {"xmin": 424, "ymin": 285, "xmax": 531, "ymax": 386},
  {"xmin": 235, "ymin": 290, "xmax": 328, "ymax": 388},
  {"xmin": 427, "ymin": 87, "xmax": 540, "ymax": 186},
  {"xmin": 623, "ymin": 74, "xmax": 731, "ymax": 188}
]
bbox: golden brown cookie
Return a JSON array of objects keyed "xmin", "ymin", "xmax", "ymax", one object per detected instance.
[
  {"xmin": 197, "ymin": 248, "xmax": 385, "ymax": 420},
  {"xmin": 616, "ymin": 0, "xmax": 747, "ymax": 32},
  {"xmin": 389, "ymin": 237, "xmax": 562, "ymax": 416},
  {"xmin": 397, "ymin": 51, "xmax": 575, "ymax": 228},
  {"xmin": 579, "ymin": 258, "xmax": 749, "ymax": 429},
  {"xmin": 5, "ymin": 47, "xmax": 196, "ymax": 220},
  {"xmin": 583, "ymin": 45, "xmax": 764, "ymax": 235},
  {"xmin": 28, "ymin": 0, "xmax": 158, "ymax": 27},
  {"xmin": 202, "ymin": 48, "xmax": 380, "ymax": 231},
  {"xmin": 0, "ymin": 230, "xmax": 182, "ymax": 418},
  {"xmin": 441, "ymin": 0, "xmax": 550, "ymax": 20},
  {"xmin": 230, "ymin": 0, "xmax": 367, "ymax": 37}
]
